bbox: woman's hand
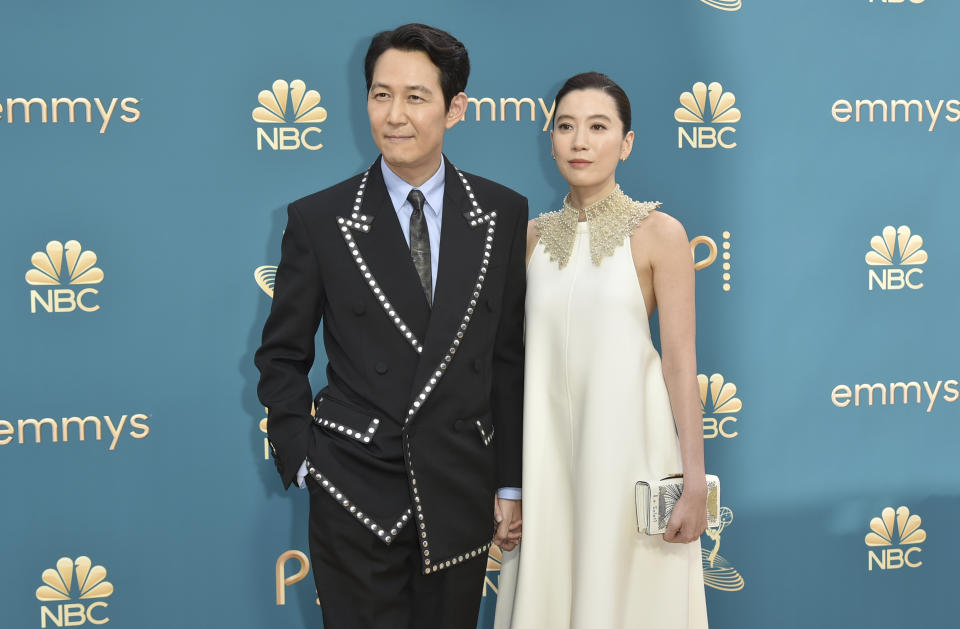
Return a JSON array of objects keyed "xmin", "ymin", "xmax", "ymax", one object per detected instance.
[{"xmin": 663, "ymin": 481, "xmax": 708, "ymax": 544}]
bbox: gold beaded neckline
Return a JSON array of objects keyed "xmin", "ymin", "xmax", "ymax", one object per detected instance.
[{"xmin": 536, "ymin": 185, "xmax": 660, "ymax": 268}]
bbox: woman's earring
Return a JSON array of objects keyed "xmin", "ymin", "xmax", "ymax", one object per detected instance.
[{"xmin": 552, "ymin": 154, "xmax": 556, "ymax": 160}]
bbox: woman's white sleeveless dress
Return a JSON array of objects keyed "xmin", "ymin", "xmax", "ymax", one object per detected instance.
[{"xmin": 494, "ymin": 205, "xmax": 708, "ymax": 628}]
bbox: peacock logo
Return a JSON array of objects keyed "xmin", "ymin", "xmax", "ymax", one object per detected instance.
[
  {"xmin": 699, "ymin": 373, "xmax": 742, "ymax": 439},
  {"xmin": 866, "ymin": 225, "xmax": 927, "ymax": 291},
  {"xmin": 866, "ymin": 506, "xmax": 926, "ymax": 570},
  {"xmin": 36, "ymin": 556, "xmax": 113, "ymax": 627},
  {"xmin": 254, "ymin": 265, "xmax": 277, "ymax": 298},
  {"xmin": 675, "ymin": 82, "xmax": 740, "ymax": 149},
  {"xmin": 701, "ymin": 506, "xmax": 744, "ymax": 591},
  {"xmin": 699, "ymin": 0, "xmax": 742, "ymax": 11},
  {"xmin": 253, "ymin": 79, "xmax": 327, "ymax": 151},
  {"xmin": 26, "ymin": 240, "xmax": 103, "ymax": 313}
]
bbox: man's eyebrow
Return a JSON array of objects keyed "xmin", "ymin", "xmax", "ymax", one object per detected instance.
[{"xmin": 369, "ymin": 82, "xmax": 434, "ymax": 94}]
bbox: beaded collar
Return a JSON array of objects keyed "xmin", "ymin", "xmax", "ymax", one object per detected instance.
[{"xmin": 536, "ymin": 185, "xmax": 660, "ymax": 268}]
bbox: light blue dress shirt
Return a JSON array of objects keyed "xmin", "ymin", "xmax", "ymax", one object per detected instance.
[
  {"xmin": 380, "ymin": 158, "xmax": 444, "ymax": 297},
  {"xmin": 297, "ymin": 157, "xmax": 520, "ymax": 501}
]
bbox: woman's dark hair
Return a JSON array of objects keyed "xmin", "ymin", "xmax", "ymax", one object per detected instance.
[
  {"xmin": 554, "ymin": 72, "xmax": 632, "ymax": 134},
  {"xmin": 364, "ymin": 23, "xmax": 470, "ymax": 110}
]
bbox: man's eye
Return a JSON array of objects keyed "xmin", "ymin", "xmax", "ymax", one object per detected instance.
[{"xmin": 558, "ymin": 123, "xmax": 572, "ymax": 130}]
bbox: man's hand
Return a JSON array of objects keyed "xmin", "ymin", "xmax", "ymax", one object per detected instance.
[{"xmin": 494, "ymin": 497, "xmax": 522, "ymax": 551}]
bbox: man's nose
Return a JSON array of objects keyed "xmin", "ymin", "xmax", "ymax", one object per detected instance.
[{"xmin": 387, "ymin": 99, "xmax": 407, "ymax": 125}]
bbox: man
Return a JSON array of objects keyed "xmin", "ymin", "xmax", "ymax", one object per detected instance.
[{"xmin": 255, "ymin": 23, "xmax": 525, "ymax": 629}]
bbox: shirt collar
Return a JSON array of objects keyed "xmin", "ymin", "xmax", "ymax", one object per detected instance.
[{"xmin": 380, "ymin": 156, "xmax": 445, "ymax": 217}]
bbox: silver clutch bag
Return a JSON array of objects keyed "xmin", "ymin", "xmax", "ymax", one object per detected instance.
[{"xmin": 635, "ymin": 474, "xmax": 721, "ymax": 535}]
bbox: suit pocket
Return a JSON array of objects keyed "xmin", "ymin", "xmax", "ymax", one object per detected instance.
[
  {"xmin": 454, "ymin": 415, "xmax": 494, "ymax": 447},
  {"xmin": 312, "ymin": 395, "xmax": 381, "ymax": 444}
]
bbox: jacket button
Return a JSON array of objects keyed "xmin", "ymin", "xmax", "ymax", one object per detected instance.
[
  {"xmin": 375, "ymin": 362, "xmax": 388, "ymax": 374},
  {"xmin": 353, "ymin": 302, "xmax": 366, "ymax": 315},
  {"xmin": 473, "ymin": 359, "xmax": 482, "ymax": 373}
]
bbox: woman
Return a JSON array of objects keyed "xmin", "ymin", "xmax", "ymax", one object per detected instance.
[{"xmin": 495, "ymin": 73, "xmax": 709, "ymax": 628}]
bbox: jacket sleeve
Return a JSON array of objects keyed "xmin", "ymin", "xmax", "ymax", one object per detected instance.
[
  {"xmin": 490, "ymin": 197, "xmax": 527, "ymax": 489},
  {"xmin": 254, "ymin": 202, "xmax": 325, "ymax": 489}
]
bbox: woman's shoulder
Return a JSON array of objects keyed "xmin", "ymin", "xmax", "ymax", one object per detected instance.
[{"xmin": 633, "ymin": 205, "xmax": 688, "ymax": 243}]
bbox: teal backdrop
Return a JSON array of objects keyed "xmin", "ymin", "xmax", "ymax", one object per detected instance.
[{"xmin": 2, "ymin": 1, "xmax": 958, "ymax": 627}]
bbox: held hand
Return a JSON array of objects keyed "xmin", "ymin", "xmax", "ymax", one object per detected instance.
[
  {"xmin": 663, "ymin": 483, "xmax": 708, "ymax": 544},
  {"xmin": 494, "ymin": 497, "xmax": 523, "ymax": 551}
]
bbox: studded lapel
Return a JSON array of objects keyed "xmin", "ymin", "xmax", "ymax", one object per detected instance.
[
  {"xmin": 404, "ymin": 159, "xmax": 498, "ymax": 425},
  {"xmin": 336, "ymin": 158, "xmax": 431, "ymax": 353}
]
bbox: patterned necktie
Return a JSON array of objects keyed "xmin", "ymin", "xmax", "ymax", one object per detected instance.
[{"xmin": 407, "ymin": 189, "xmax": 432, "ymax": 306}]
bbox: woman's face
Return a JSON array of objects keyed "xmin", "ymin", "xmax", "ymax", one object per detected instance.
[{"xmin": 550, "ymin": 88, "xmax": 633, "ymax": 193}]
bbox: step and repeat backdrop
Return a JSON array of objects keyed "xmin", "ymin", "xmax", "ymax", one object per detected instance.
[{"xmin": 2, "ymin": 0, "xmax": 958, "ymax": 627}]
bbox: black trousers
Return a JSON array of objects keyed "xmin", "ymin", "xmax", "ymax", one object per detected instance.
[{"xmin": 307, "ymin": 476, "xmax": 488, "ymax": 629}]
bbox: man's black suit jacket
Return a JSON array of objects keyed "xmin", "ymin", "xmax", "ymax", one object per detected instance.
[{"xmin": 255, "ymin": 156, "xmax": 526, "ymax": 574}]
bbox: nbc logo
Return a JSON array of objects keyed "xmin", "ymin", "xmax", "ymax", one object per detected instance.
[
  {"xmin": 25, "ymin": 240, "xmax": 103, "ymax": 313},
  {"xmin": 253, "ymin": 79, "xmax": 327, "ymax": 151},
  {"xmin": 866, "ymin": 506, "xmax": 926, "ymax": 570},
  {"xmin": 699, "ymin": 0, "xmax": 742, "ymax": 10},
  {"xmin": 675, "ymin": 82, "xmax": 740, "ymax": 149},
  {"xmin": 701, "ymin": 506, "xmax": 744, "ymax": 591},
  {"xmin": 866, "ymin": 225, "xmax": 927, "ymax": 291},
  {"xmin": 690, "ymin": 232, "xmax": 733, "ymax": 292},
  {"xmin": 36, "ymin": 556, "xmax": 113, "ymax": 627},
  {"xmin": 699, "ymin": 373, "xmax": 742, "ymax": 439},
  {"xmin": 254, "ymin": 265, "xmax": 277, "ymax": 298}
]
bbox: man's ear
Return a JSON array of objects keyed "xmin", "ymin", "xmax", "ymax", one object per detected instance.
[{"xmin": 445, "ymin": 92, "xmax": 468, "ymax": 129}]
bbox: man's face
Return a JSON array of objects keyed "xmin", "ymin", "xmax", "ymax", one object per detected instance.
[{"xmin": 367, "ymin": 48, "xmax": 457, "ymax": 178}]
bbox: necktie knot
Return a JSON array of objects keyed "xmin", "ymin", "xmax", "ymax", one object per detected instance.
[{"xmin": 407, "ymin": 189, "xmax": 426, "ymax": 214}]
